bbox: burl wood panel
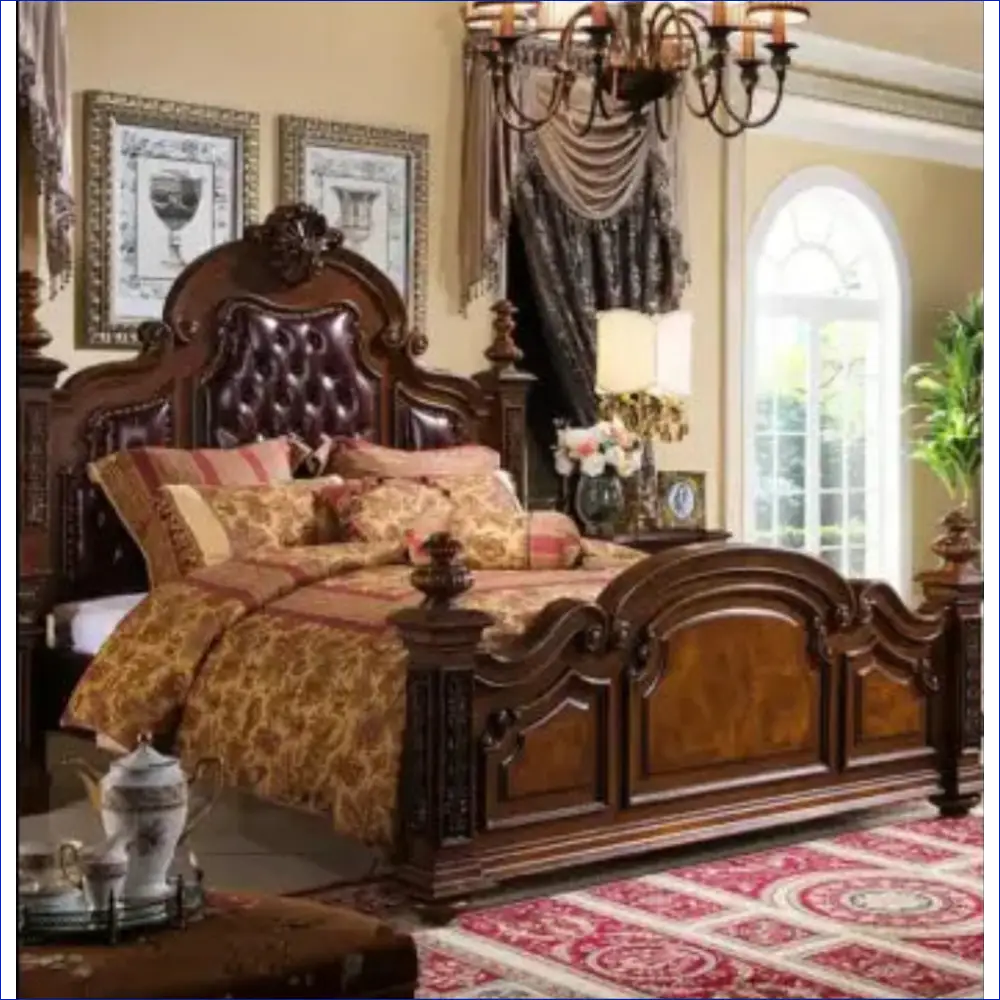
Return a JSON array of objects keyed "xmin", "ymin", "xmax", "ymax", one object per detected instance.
[
  {"xmin": 484, "ymin": 688, "xmax": 611, "ymax": 830},
  {"xmin": 631, "ymin": 614, "xmax": 823, "ymax": 795},
  {"xmin": 504, "ymin": 700, "xmax": 596, "ymax": 799},
  {"xmin": 855, "ymin": 664, "xmax": 926, "ymax": 743}
]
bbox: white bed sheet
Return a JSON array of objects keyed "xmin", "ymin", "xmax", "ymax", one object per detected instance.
[{"xmin": 46, "ymin": 592, "xmax": 147, "ymax": 656}]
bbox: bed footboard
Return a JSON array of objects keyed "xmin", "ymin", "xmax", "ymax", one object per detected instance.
[{"xmin": 391, "ymin": 527, "xmax": 983, "ymax": 908}]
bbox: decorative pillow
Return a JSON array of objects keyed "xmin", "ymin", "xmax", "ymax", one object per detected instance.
[
  {"xmin": 411, "ymin": 509, "xmax": 583, "ymax": 571},
  {"xmin": 423, "ymin": 473, "xmax": 523, "ymax": 518},
  {"xmin": 318, "ymin": 478, "xmax": 455, "ymax": 547},
  {"xmin": 328, "ymin": 439, "xmax": 502, "ymax": 479},
  {"xmin": 89, "ymin": 439, "xmax": 294, "ymax": 587},
  {"xmin": 155, "ymin": 477, "xmax": 344, "ymax": 576}
]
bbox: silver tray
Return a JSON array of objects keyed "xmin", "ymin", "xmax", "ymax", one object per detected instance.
[{"xmin": 18, "ymin": 873, "xmax": 205, "ymax": 946}]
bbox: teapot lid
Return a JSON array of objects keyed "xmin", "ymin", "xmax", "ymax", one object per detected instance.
[{"xmin": 112, "ymin": 734, "xmax": 178, "ymax": 774}]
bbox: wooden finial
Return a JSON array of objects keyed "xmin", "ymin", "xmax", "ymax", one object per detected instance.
[
  {"xmin": 17, "ymin": 270, "xmax": 52, "ymax": 356},
  {"xmin": 928, "ymin": 507, "xmax": 981, "ymax": 584},
  {"xmin": 410, "ymin": 533, "xmax": 473, "ymax": 611},
  {"xmin": 485, "ymin": 300, "xmax": 523, "ymax": 372}
]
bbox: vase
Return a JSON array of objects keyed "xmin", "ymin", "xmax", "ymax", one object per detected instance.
[{"xmin": 574, "ymin": 470, "xmax": 625, "ymax": 537}]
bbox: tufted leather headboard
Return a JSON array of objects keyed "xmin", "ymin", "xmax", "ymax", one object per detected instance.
[{"xmin": 47, "ymin": 205, "xmax": 503, "ymax": 602}]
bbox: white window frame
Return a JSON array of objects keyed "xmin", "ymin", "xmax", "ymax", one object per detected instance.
[{"xmin": 741, "ymin": 166, "xmax": 911, "ymax": 591}]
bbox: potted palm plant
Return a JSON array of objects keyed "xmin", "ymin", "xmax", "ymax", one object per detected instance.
[{"xmin": 906, "ymin": 291, "xmax": 983, "ymax": 572}]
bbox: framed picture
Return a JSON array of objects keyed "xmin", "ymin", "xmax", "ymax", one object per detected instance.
[
  {"xmin": 279, "ymin": 115, "xmax": 428, "ymax": 332},
  {"xmin": 657, "ymin": 471, "xmax": 707, "ymax": 530},
  {"xmin": 82, "ymin": 91, "xmax": 259, "ymax": 349}
]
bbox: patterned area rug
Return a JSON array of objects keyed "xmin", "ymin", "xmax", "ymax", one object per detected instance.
[{"xmin": 311, "ymin": 814, "xmax": 984, "ymax": 999}]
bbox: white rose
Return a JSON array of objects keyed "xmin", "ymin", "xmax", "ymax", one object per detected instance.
[
  {"xmin": 562, "ymin": 428, "xmax": 592, "ymax": 454},
  {"xmin": 580, "ymin": 452, "xmax": 607, "ymax": 478}
]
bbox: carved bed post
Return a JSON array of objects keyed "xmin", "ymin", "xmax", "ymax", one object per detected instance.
[
  {"xmin": 919, "ymin": 510, "xmax": 984, "ymax": 818},
  {"xmin": 474, "ymin": 301, "xmax": 535, "ymax": 503},
  {"xmin": 17, "ymin": 270, "xmax": 66, "ymax": 812},
  {"xmin": 389, "ymin": 535, "xmax": 494, "ymax": 911}
]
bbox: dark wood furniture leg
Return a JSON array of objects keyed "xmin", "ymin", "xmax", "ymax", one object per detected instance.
[
  {"xmin": 919, "ymin": 510, "xmax": 984, "ymax": 819},
  {"xmin": 17, "ymin": 270, "xmax": 66, "ymax": 815}
]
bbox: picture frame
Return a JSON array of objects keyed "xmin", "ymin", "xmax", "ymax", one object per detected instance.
[
  {"xmin": 278, "ymin": 115, "xmax": 428, "ymax": 332},
  {"xmin": 82, "ymin": 91, "xmax": 259, "ymax": 349},
  {"xmin": 657, "ymin": 471, "xmax": 707, "ymax": 530}
]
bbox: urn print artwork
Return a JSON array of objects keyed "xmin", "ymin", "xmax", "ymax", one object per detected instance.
[
  {"xmin": 280, "ymin": 116, "xmax": 428, "ymax": 331},
  {"xmin": 82, "ymin": 91, "xmax": 259, "ymax": 348}
]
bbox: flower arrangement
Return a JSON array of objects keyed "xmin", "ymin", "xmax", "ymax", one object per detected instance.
[{"xmin": 554, "ymin": 419, "xmax": 643, "ymax": 479}]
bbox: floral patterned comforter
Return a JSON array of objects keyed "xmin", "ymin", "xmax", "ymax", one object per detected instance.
[{"xmin": 64, "ymin": 540, "xmax": 641, "ymax": 846}]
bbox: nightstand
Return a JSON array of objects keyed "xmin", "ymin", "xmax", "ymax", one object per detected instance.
[{"xmin": 611, "ymin": 528, "xmax": 732, "ymax": 555}]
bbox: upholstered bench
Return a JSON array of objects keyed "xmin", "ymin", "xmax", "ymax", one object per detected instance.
[{"xmin": 18, "ymin": 892, "xmax": 418, "ymax": 999}]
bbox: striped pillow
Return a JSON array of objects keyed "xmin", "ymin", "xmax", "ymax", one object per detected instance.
[
  {"xmin": 318, "ymin": 477, "xmax": 455, "ymax": 548},
  {"xmin": 88, "ymin": 439, "xmax": 294, "ymax": 586}
]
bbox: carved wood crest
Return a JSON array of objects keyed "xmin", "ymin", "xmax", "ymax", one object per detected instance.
[{"xmin": 246, "ymin": 204, "xmax": 345, "ymax": 287}]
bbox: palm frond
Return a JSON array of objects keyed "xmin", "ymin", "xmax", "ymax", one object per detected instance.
[{"xmin": 904, "ymin": 290, "xmax": 983, "ymax": 503}]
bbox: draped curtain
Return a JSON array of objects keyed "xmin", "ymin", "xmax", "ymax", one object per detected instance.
[
  {"xmin": 460, "ymin": 40, "xmax": 689, "ymax": 423},
  {"xmin": 17, "ymin": 0, "xmax": 74, "ymax": 293}
]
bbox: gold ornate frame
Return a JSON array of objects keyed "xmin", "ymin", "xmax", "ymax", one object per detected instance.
[
  {"xmin": 278, "ymin": 115, "xmax": 429, "ymax": 334},
  {"xmin": 657, "ymin": 470, "xmax": 707, "ymax": 530},
  {"xmin": 82, "ymin": 91, "xmax": 259, "ymax": 349}
]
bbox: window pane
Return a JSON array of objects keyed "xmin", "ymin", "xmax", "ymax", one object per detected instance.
[
  {"xmin": 776, "ymin": 394, "xmax": 806, "ymax": 434},
  {"xmin": 847, "ymin": 439, "xmax": 866, "ymax": 490},
  {"xmin": 781, "ymin": 248, "xmax": 843, "ymax": 297},
  {"xmin": 756, "ymin": 395, "xmax": 774, "ymax": 433},
  {"xmin": 755, "ymin": 436, "xmax": 776, "ymax": 491},
  {"xmin": 756, "ymin": 316, "xmax": 807, "ymax": 434},
  {"xmin": 777, "ymin": 436, "xmax": 806, "ymax": 494},
  {"xmin": 848, "ymin": 492, "xmax": 867, "ymax": 545},
  {"xmin": 778, "ymin": 495, "xmax": 805, "ymax": 550},
  {"xmin": 848, "ymin": 548, "xmax": 866, "ymax": 577},
  {"xmin": 755, "ymin": 495, "xmax": 774, "ymax": 535},
  {"xmin": 820, "ymin": 434, "xmax": 843, "ymax": 490},
  {"xmin": 820, "ymin": 491, "xmax": 844, "ymax": 532}
]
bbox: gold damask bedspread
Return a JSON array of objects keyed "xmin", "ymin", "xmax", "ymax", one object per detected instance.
[{"xmin": 64, "ymin": 540, "xmax": 641, "ymax": 846}]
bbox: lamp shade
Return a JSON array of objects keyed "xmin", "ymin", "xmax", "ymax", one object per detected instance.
[{"xmin": 596, "ymin": 309, "xmax": 693, "ymax": 397}]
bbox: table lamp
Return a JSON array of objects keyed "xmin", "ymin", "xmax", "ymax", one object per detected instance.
[{"xmin": 595, "ymin": 308, "xmax": 693, "ymax": 529}]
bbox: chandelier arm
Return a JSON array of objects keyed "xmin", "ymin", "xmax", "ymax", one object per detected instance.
[
  {"xmin": 717, "ymin": 67, "xmax": 787, "ymax": 131},
  {"xmin": 683, "ymin": 66, "xmax": 725, "ymax": 121},
  {"xmin": 669, "ymin": 15, "xmax": 725, "ymax": 121},
  {"xmin": 648, "ymin": 3, "xmax": 710, "ymax": 40},
  {"xmin": 490, "ymin": 60, "xmax": 568, "ymax": 131}
]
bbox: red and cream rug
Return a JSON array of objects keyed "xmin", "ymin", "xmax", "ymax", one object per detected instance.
[{"xmin": 317, "ymin": 813, "xmax": 984, "ymax": 999}]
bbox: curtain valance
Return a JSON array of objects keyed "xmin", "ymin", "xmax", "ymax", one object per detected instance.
[
  {"xmin": 18, "ymin": 0, "xmax": 74, "ymax": 294},
  {"xmin": 459, "ymin": 38, "xmax": 688, "ymax": 308}
]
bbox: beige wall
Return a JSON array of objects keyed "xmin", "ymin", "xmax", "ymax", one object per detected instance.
[
  {"xmin": 742, "ymin": 134, "xmax": 984, "ymax": 574},
  {"xmin": 39, "ymin": 1, "xmax": 493, "ymax": 378}
]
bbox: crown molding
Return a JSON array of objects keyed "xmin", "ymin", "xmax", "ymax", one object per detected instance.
[
  {"xmin": 761, "ymin": 93, "xmax": 984, "ymax": 171},
  {"xmin": 791, "ymin": 29, "xmax": 984, "ymax": 108}
]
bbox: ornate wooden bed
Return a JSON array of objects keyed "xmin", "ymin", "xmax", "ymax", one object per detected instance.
[{"xmin": 17, "ymin": 205, "xmax": 982, "ymax": 909}]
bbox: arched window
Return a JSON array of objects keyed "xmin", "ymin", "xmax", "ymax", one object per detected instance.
[{"xmin": 745, "ymin": 168, "xmax": 908, "ymax": 586}]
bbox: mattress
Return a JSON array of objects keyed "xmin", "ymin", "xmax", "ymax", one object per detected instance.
[{"xmin": 46, "ymin": 592, "xmax": 147, "ymax": 656}]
